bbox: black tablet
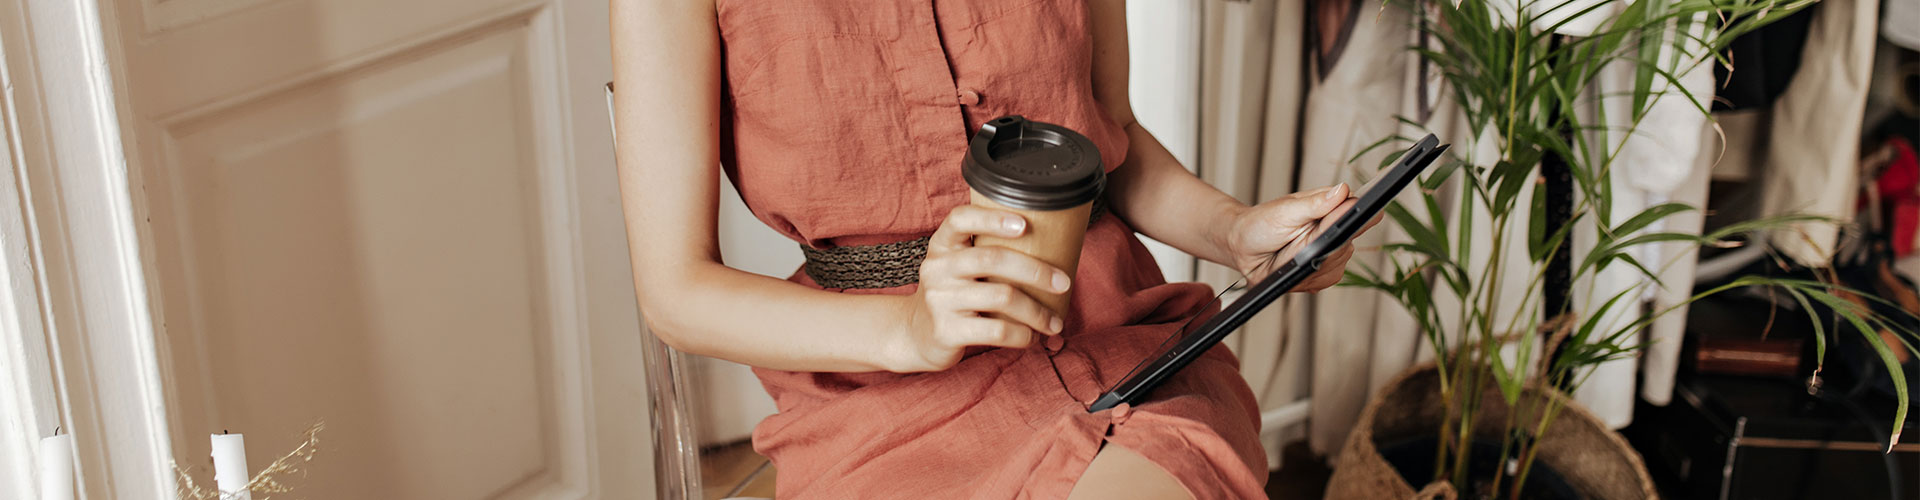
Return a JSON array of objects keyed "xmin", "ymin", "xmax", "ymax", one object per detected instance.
[{"xmin": 1088, "ymin": 135, "xmax": 1449, "ymax": 412}]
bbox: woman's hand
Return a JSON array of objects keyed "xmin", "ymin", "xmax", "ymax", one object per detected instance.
[
  {"xmin": 1219, "ymin": 184, "xmax": 1379, "ymax": 291},
  {"xmin": 887, "ymin": 206, "xmax": 1070, "ymax": 372}
]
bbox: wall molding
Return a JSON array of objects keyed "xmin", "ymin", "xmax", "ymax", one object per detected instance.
[
  {"xmin": 152, "ymin": 2, "xmax": 547, "ymax": 128},
  {"xmin": 135, "ymin": 0, "xmax": 289, "ymax": 37},
  {"xmin": 0, "ymin": 25, "xmax": 65, "ymax": 499},
  {"xmin": 0, "ymin": 0, "xmax": 175, "ymax": 497}
]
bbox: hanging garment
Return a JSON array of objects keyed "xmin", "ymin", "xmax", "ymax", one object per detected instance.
[
  {"xmin": 1760, "ymin": 0, "xmax": 1881, "ymax": 266},
  {"xmin": 1635, "ymin": 123, "xmax": 1720, "ymax": 407},
  {"xmin": 1581, "ymin": 13, "xmax": 1718, "ymax": 423},
  {"xmin": 1312, "ymin": 0, "xmax": 1364, "ymax": 80},
  {"xmin": 1882, "ymin": 0, "xmax": 1919, "ymax": 51},
  {"xmin": 1294, "ymin": 0, "xmax": 1421, "ymax": 456}
]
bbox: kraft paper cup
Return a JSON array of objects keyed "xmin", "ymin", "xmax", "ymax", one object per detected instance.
[{"xmin": 961, "ymin": 115, "xmax": 1105, "ymax": 317}]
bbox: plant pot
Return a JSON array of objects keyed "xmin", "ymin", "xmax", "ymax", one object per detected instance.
[{"xmin": 1324, "ymin": 364, "xmax": 1657, "ymax": 500}]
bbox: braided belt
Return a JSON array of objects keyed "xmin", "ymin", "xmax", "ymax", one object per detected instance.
[
  {"xmin": 803, "ymin": 200, "xmax": 1106, "ymax": 289},
  {"xmin": 801, "ymin": 236, "xmax": 932, "ymax": 289}
]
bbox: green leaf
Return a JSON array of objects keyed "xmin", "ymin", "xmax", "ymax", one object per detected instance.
[
  {"xmin": 1798, "ymin": 287, "xmax": 1910, "ymax": 448},
  {"xmin": 1568, "ymin": 286, "xmax": 1642, "ymax": 349},
  {"xmin": 1423, "ymin": 158, "xmax": 1467, "ymax": 191},
  {"xmin": 1781, "ymin": 288, "xmax": 1827, "ymax": 371},
  {"xmin": 1340, "ymin": 270, "xmax": 1388, "ymax": 290},
  {"xmin": 1348, "ymin": 135, "xmax": 1408, "ymax": 165},
  {"xmin": 1423, "ymin": 189, "xmax": 1451, "ymax": 257},
  {"xmin": 1378, "ymin": 149, "xmax": 1411, "ymax": 170},
  {"xmin": 1532, "ymin": 210, "xmax": 1586, "ymax": 263},
  {"xmin": 1611, "ymin": 252, "xmax": 1666, "ymax": 285},
  {"xmin": 1387, "ymin": 202, "xmax": 1450, "ymax": 261},
  {"xmin": 1610, "ymin": 203, "xmax": 1697, "ymax": 239},
  {"xmin": 1489, "ymin": 160, "xmax": 1534, "ymax": 216},
  {"xmin": 1577, "ymin": 232, "xmax": 1707, "ymax": 277},
  {"xmin": 1456, "ymin": 169, "xmax": 1478, "ymax": 267},
  {"xmin": 1529, "ymin": 178, "xmax": 1548, "ymax": 260},
  {"xmin": 1703, "ymin": 214, "xmax": 1833, "ymax": 241}
]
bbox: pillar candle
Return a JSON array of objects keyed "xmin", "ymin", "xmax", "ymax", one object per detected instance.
[
  {"xmin": 36, "ymin": 434, "xmax": 74, "ymax": 500},
  {"xmin": 210, "ymin": 433, "xmax": 251, "ymax": 500}
]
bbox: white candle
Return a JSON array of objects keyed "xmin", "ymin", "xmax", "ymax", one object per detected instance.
[
  {"xmin": 37, "ymin": 434, "xmax": 74, "ymax": 500},
  {"xmin": 210, "ymin": 433, "xmax": 252, "ymax": 500}
]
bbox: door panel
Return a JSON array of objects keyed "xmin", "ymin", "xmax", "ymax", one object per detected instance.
[
  {"xmin": 110, "ymin": 0, "xmax": 640, "ymax": 497},
  {"xmin": 126, "ymin": 0, "xmax": 533, "ymax": 114}
]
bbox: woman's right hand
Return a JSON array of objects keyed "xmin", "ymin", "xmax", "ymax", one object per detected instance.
[{"xmin": 888, "ymin": 205, "xmax": 1070, "ymax": 372}]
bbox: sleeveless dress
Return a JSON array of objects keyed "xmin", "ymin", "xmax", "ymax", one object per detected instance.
[{"xmin": 714, "ymin": 1, "xmax": 1268, "ymax": 497}]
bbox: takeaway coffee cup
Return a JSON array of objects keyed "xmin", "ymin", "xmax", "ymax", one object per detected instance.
[{"xmin": 962, "ymin": 115, "xmax": 1105, "ymax": 316}]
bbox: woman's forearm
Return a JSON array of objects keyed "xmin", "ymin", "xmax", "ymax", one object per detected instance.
[
  {"xmin": 635, "ymin": 262, "xmax": 914, "ymax": 373},
  {"xmin": 1106, "ymin": 121, "xmax": 1248, "ymax": 267},
  {"xmin": 612, "ymin": 0, "xmax": 913, "ymax": 374}
]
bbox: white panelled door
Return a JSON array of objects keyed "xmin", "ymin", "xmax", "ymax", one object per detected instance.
[{"xmin": 100, "ymin": 0, "xmax": 646, "ymax": 496}]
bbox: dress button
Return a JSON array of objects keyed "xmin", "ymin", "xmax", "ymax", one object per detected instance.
[
  {"xmin": 956, "ymin": 89, "xmax": 982, "ymax": 106},
  {"xmin": 1110, "ymin": 402, "xmax": 1133, "ymax": 424},
  {"xmin": 1044, "ymin": 334, "xmax": 1064, "ymax": 352}
]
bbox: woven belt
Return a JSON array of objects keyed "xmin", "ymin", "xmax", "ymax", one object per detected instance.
[
  {"xmin": 803, "ymin": 200, "xmax": 1106, "ymax": 289},
  {"xmin": 801, "ymin": 236, "xmax": 931, "ymax": 289}
]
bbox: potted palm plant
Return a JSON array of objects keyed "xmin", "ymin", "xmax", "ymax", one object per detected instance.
[{"xmin": 1325, "ymin": 0, "xmax": 1914, "ymax": 498}]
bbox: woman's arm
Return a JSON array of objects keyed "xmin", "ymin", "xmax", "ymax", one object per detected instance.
[
  {"xmin": 610, "ymin": 0, "xmax": 1061, "ymax": 373},
  {"xmin": 611, "ymin": 0, "xmax": 906, "ymax": 372},
  {"xmin": 1086, "ymin": 0, "xmax": 1364, "ymax": 288}
]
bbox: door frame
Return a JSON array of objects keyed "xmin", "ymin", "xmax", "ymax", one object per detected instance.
[
  {"xmin": 5, "ymin": 0, "xmax": 655, "ymax": 497},
  {"xmin": 0, "ymin": 0, "xmax": 176, "ymax": 497}
]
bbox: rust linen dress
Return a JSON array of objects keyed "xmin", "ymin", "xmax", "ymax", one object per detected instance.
[{"xmin": 715, "ymin": 0, "xmax": 1267, "ymax": 497}]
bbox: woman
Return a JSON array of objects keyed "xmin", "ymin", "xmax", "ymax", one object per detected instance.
[{"xmin": 610, "ymin": 1, "xmax": 1372, "ymax": 498}]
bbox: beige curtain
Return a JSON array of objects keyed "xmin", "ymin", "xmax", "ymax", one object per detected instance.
[
  {"xmin": 1199, "ymin": 0, "xmax": 1312, "ymax": 469},
  {"xmin": 1291, "ymin": 0, "xmax": 1434, "ymax": 456}
]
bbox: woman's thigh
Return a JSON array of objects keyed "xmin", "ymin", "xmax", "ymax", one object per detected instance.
[{"xmin": 1065, "ymin": 444, "xmax": 1195, "ymax": 500}]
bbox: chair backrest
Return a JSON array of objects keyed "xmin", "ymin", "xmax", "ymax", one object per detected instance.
[{"xmin": 607, "ymin": 82, "xmax": 705, "ymax": 499}]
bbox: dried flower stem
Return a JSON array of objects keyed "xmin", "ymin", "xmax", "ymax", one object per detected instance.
[{"xmin": 174, "ymin": 422, "xmax": 324, "ymax": 500}]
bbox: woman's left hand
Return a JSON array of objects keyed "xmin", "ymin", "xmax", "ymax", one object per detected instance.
[{"xmin": 1218, "ymin": 183, "xmax": 1380, "ymax": 291}]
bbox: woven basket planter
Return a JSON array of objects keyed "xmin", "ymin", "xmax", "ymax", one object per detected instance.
[{"xmin": 1324, "ymin": 364, "xmax": 1657, "ymax": 500}]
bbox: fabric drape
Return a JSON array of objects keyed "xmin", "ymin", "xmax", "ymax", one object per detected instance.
[
  {"xmin": 1294, "ymin": 0, "xmax": 1425, "ymax": 455},
  {"xmin": 1569, "ymin": 12, "xmax": 1717, "ymax": 427},
  {"xmin": 1199, "ymin": 0, "xmax": 1311, "ymax": 468},
  {"xmin": 1759, "ymin": 0, "xmax": 1879, "ymax": 265}
]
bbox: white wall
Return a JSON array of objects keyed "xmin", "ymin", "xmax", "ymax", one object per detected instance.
[
  {"xmin": 1, "ymin": 27, "xmax": 59, "ymax": 490},
  {"xmin": 1127, "ymin": 0, "xmax": 1204, "ymax": 283},
  {"xmin": 0, "ymin": 117, "xmax": 60, "ymax": 500}
]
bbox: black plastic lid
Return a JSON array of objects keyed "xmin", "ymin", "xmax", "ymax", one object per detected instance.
[{"xmin": 961, "ymin": 115, "xmax": 1105, "ymax": 211}]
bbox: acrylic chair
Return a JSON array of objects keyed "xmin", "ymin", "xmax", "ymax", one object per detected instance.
[{"xmin": 607, "ymin": 82, "xmax": 774, "ymax": 500}]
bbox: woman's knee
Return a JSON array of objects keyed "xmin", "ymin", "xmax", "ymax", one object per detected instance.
[{"xmin": 1066, "ymin": 444, "xmax": 1195, "ymax": 500}]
